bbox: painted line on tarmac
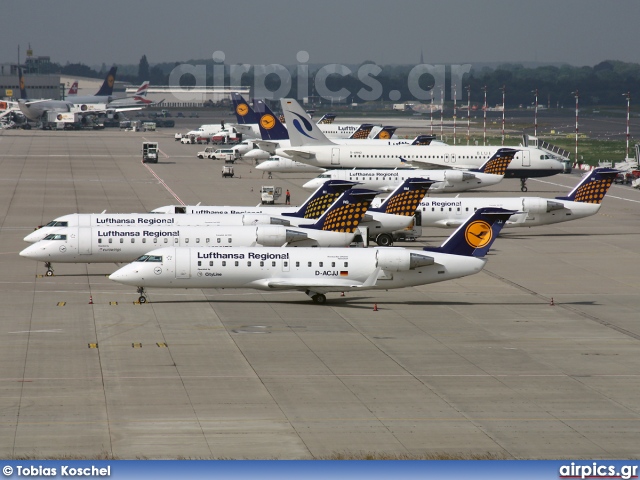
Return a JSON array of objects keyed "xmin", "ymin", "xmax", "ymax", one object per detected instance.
[{"xmin": 140, "ymin": 161, "xmax": 185, "ymax": 206}]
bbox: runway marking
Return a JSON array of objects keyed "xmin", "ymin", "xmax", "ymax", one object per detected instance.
[
  {"xmin": 8, "ymin": 329, "xmax": 63, "ymax": 334},
  {"xmin": 140, "ymin": 161, "xmax": 185, "ymax": 206}
]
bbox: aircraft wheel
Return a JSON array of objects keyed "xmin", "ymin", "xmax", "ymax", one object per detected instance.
[
  {"xmin": 138, "ymin": 296, "xmax": 147, "ymax": 304},
  {"xmin": 521, "ymin": 186, "xmax": 528, "ymax": 192},
  {"xmin": 312, "ymin": 294, "xmax": 326, "ymax": 305},
  {"xmin": 45, "ymin": 270, "xmax": 54, "ymax": 277},
  {"xmin": 376, "ymin": 233, "xmax": 393, "ymax": 247}
]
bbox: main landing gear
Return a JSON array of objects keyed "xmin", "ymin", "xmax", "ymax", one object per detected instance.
[
  {"xmin": 520, "ymin": 178, "xmax": 528, "ymax": 192},
  {"xmin": 305, "ymin": 290, "xmax": 327, "ymax": 304},
  {"xmin": 137, "ymin": 286, "xmax": 147, "ymax": 304},
  {"xmin": 44, "ymin": 262, "xmax": 54, "ymax": 276}
]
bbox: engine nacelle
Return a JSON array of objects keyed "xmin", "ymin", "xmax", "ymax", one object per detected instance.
[
  {"xmin": 256, "ymin": 226, "xmax": 288, "ymax": 246},
  {"xmin": 522, "ymin": 197, "xmax": 552, "ymax": 214},
  {"xmin": 376, "ymin": 249, "xmax": 434, "ymax": 272},
  {"xmin": 444, "ymin": 170, "xmax": 475, "ymax": 183}
]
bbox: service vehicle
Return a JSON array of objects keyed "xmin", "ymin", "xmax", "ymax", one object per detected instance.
[{"xmin": 142, "ymin": 142, "xmax": 159, "ymax": 163}]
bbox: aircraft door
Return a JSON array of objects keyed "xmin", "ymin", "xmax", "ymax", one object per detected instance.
[
  {"xmin": 444, "ymin": 154, "xmax": 450, "ymax": 163},
  {"xmin": 521, "ymin": 150, "xmax": 531, "ymax": 167},
  {"xmin": 175, "ymin": 247, "xmax": 191, "ymax": 279},
  {"xmin": 331, "ymin": 148, "xmax": 340, "ymax": 165},
  {"xmin": 78, "ymin": 227, "xmax": 92, "ymax": 255}
]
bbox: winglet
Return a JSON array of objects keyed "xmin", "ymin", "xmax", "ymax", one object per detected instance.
[
  {"xmin": 280, "ymin": 98, "xmax": 335, "ymax": 146},
  {"xmin": 369, "ymin": 178, "xmax": 434, "ymax": 215},
  {"xmin": 424, "ymin": 207, "xmax": 515, "ymax": 257},
  {"xmin": 95, "ymin": 67, "xmax": 117, "ymax": 97},
  {"xmin": 306, "ymin": 189, "xmax": 379, "ymax": 233},
  {"xmin": 281, "ymin": 180, "xmax": 358, "ymax": 219},
  {"xmin": 231, "ymin": 93, "xmax": 259, "ymax": 124},
  {"xmin": 253, "ymin": 99, "xmax": 289, "ymax": 141},
  {"xmin": 555, "ymin": 167, "xmax": 619, "ymax": 203},
  {"xmin": 472, "ymin": 148, "xmax": 518, "ymax": 175}
]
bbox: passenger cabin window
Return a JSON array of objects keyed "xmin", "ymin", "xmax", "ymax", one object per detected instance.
[
  {"xmin": 98, "ymin": 238, "xmax": 102, "ymax": 244},
  {"xmin": 120, "ymin": 238, "xmax": 124, "ymax": 243},
  {"xmin": 222, "ymin": 261, "xmax": 226, "ymax": 266}
]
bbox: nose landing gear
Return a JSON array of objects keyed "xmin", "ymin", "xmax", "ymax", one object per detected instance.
[
  {"xmin": 520, "ymin": 178, "xmax": 528, "ymax": 192},
  {"xmin": 44, "ymin": 262, "xmax": 54, "ymax": 276},
  {"xmin": 137, "ymin": 286, "xmax": 147, "ymax": 304}
]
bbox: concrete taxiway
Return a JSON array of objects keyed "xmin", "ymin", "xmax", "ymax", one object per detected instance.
[{"xmin": 0, "ymin": 127, "xmax": 639, "ymax": 459}]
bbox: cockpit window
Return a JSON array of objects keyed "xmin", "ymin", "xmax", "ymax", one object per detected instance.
[
  {"xmin": 43, "ymin": 234, "xmax": 67, "ymax": 240},
  {"xmin": 134, "ymin": 255, "xmax": 163, "ymax": 262},
  {"xmin": 44, "ymin": 221, "xmax": 68, "ymax": 227},
  {"xmin": 319, "ymin": 174, "xmax": 330, "ymax": 178}
]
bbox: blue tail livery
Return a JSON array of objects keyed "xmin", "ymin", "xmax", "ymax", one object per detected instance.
[
  {"xmin": 95, "ymin": 67, "xmax": 117, "ymax": 97},
  {"xmin": 231, "ymin": 93, "xmax": 260, "ymax": 124},
  {"xmin": 372, "ymin": 126, "xmax": 397, "ymax": 139},
  {"xmin": 253, "ymin": 99, "xmax": 289, "ymax": 141},
  {"xmin": 370, "ymin": 178, "xmax": 434, "ymax": 216},
  {"xmin": 281, "ymin": 180, "xmax": 359, "ymax": 219},
  {"xmin": 555, "ymin": 168, "xmax": 619, "ymax": 203},
  {"xmin": 348, "ymin": 124, "xmax": 376, "ymax": 139},
  {"xmin": 471, "ymin": 148, "xmax": 518, "ymax": 175},
  {"xmin": 306, "ymin": 189, "xmax": 379, "ymax": 232}
]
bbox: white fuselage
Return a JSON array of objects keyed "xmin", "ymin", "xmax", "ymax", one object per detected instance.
[
  {"xmin": 109, "ymin": 246, "xmax": 486, "ymax": 294},
  {"xmin": 414, "ymin": 197, "xmax": 601, "ymax": 228},
  {"xmin": 20, "ymin": 224, "xmax": 356, "ymax": 265},
  {"xmin": 277, "ymin": 145, "xmax": 563, "ymax": 178},
  {"xmin": 18, "ymin": 99, "xmax": 73, "ymax": 121},
  {"xmin": 255, "ymin": 157, "xmax": 326, "ymax": 173},
  {"xmin": 303, "ymin": 169, "xmax": 503, "ymax": 193}
]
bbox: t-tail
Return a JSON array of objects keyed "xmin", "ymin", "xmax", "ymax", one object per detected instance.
[
  {"xmin": 253, "ymin": 99, "xmax": 289, "ymax": 141},
  {"xmin": 411, "ymin": 135, "xmax": 437, "ymax": 145},
  {"xmin": 424, "ymin": 207, "xmax": 515, "ymax": 257},
  {"xmin": 18, "ymin": 69, "xmax": 28, "ymax": 100},
  {"xmin": 95, "ymin": 67, "xmax": 117, "ymax": 96},
  {"xmin": 472, "ymin": 148, "xmax": 518, "ymax": 175},
  {"xmin": 348, "ymin": 124, "xmax": 376, "ymax": 139},
  {"xmin": 555, "ymin": 167, "xmax": 619, "ymax": 203},
  {"xmin": 316, "ymin": 113, "xmax": 336, "ymax": 124},
  {"xmin": 281, "ymin": 180, "xmax": 358, "ymax": 219},
  {"xmin": 231, "ymin": 93, "xmax": 259, "ymax": 124},
  {"xmin": 369, "ymin": 178, "xmax": 435, "ymax": 216},
  {"xmin": 280, "ymin": 98, "xmax": 335, "ymax": 146},
  {"xmin": 372, "ymin": 126, "xmax": 397, "ymax": 139},
  {"xmin": 305, "ymin": 189, "xmax": 379, "ymax": 233}
]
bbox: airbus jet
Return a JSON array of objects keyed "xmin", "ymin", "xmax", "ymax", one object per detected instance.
[
  {"xmin": 279, "ymin": 98, "xmax": 564, "ymax": 191},
  {"xmin": 108, "ymin": 207, "xmax": 514, "ymax": 304}
]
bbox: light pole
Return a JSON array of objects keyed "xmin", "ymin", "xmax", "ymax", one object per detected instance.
[
  {"xmin": 482, "ymin": 85, "xmax": 487, "ymax": 145},
  {"xmin": 532, "ymin": 88, "xmax": 538, "ymax": 137},
  {"xmin": 440, "ymin": 85, "xmax": 444, "ymax": 140},
  {"xmin": 453, "ymin": 84, "xmax": 457, "ymax": 145},
  {"xmin": 500, "ymin": 85, "xmax": 506, "ymax": 146},
  {"xmin": 572, "ymin": 90, "xmax": 579, "ymax": 163},
  {"xmin": 466, "ymin": 85, "xmax": 471, "ymax": 145},
  {"xmin": 623, "ymin": 91, "xmax": 631, "ymax": 159}
]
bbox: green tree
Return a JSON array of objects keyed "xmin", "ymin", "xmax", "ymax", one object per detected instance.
[{"xmin": 138, "ymin": 55, "xmax": 150, "ymax": 83}]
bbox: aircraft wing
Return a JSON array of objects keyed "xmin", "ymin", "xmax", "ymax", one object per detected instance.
[
  {"xmin": 280, "ymin": 149, "xmax": 317, "ymax": 160},
  {"xmin": 256, "ymin": 140, "xmax": 280, "ymax": 153},
  {"xmin": 253, "ymin": 268, "xmax": 381, "ymax": 293},
  {"xmin": 233, "ymin": 124, "xmax": 255, "ymax": 136},
  {"xmin": 410, "ymin": 157, "xmax": 478, "ymax": 171}
]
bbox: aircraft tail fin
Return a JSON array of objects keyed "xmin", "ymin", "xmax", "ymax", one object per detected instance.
[
  {"xmin": 555, "ymin": 168, "xmax": 619, "ymax": 203},
  {"xmin": 472, "ymin": 148, "xmax": 518, "ymax": 175},
  {"xmin": 231, "ymin": 92, "xmax": 259, "ymax": 124},
  {"xmin": 67, "ymin": 81, "xmax": 78, "ymax": 96},
  {"xmin": 18, "ymin": 69, "xmax": 27, "ymax": 99},
  {"xmin": 372, "ymin": 126, "xmax": 397, "ymax": 139},
  {"xmin": 424, "ymin": 207, "xmax": 515, "ymax": 257},
  {"xmin": 316, "ymin": 113, "xmax": 336, "ymax": 124},
  {"xmin": 282, "ymin": 180, "xmax": 358, "ymax": 219},
  {"xmin": 95, "ymin": 67, "xmax": 117, "ymax": 96},
  {"xmin": 134, "ymin": 81, "xmax": 150, "ymax": 97},
  {"xmin": 369, "ymin": 178, "xmax": 434, "ymax": 216},
  {"xmin": 253, "ymin": 99, "xmax": 289, "ymax": 141},
  {"xmin": 348, "ymin": 124, "xmax": 376, "ymax": 139},
  {"xmin": 307, "ymin": 189, "xmax": 379, "ymax": 233},
  {"xmin": 411, "ymin": 134, "xmax": 437, "ymax": 145},
  {"xmin": 281, "ymin": 98, "xmax": 335, "ymax": 146}
]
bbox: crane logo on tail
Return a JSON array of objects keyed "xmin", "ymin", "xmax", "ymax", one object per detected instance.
[
  {"xmin": 464, "ymin": 220, "xmax": 492, "ymax": 249},
  {"xmin": 378, "ymin": 130, "xmax": 391, "ymax": 139},
  {"xmin": 236, "ymin": 103, "xmax": 249, "ymax": 116},
  {"xmin": 260, "ymin": 114, "xmax": 276, "ymax": 130},
  {"xmin": 107, "ymin": 75, "xmax": 115, "ymax": 88}
]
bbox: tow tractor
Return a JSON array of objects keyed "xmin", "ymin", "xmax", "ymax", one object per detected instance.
[{"xmin": 260, "ymin": 186, "xmax": 282, "ymax": 204}]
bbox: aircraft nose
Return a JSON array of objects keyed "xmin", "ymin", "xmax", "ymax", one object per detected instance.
[
  {"xmin": 302, "ymin": 179, "xmax": 320, "ymax": 190},
  {"xmin": 19, "ymin": 244, "xmax": 42, "ymax": 259},
  {"xmin": 109, "ymin": 265, "xmax": 138, "ymax": 284},
  {"xmin": 23, "ymin": 230, "xmax": 43, "ymax": 243},
  {"xmin": 244, "ymin": 150, "xmax": 263, "ymax": 159}
]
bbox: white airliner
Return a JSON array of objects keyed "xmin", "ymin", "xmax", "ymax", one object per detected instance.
[
  {"xmin": 411, "ymin": 167, "xmax": 619, "ymax": 228},
  {"xmin": 108, "ymin": 207, "xmax": 514, "ymax": 304},
  {"xmin": 152, "ymin": 177, "xmax": 435, "ymax": 246},
  {"xmin": 21, "ymin": 188, "xmax": 379, "ymax": 276},
  {"xmin": 249, "ymin": 99, "xmax": 434, "ymax": 158},
  {"xmin": 302, "ymin": 148, "xmax": 516, "ymax": 193},
  {"xmin": 279, "ymin": 98, "xmax": 564, "ymax": 191}
]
